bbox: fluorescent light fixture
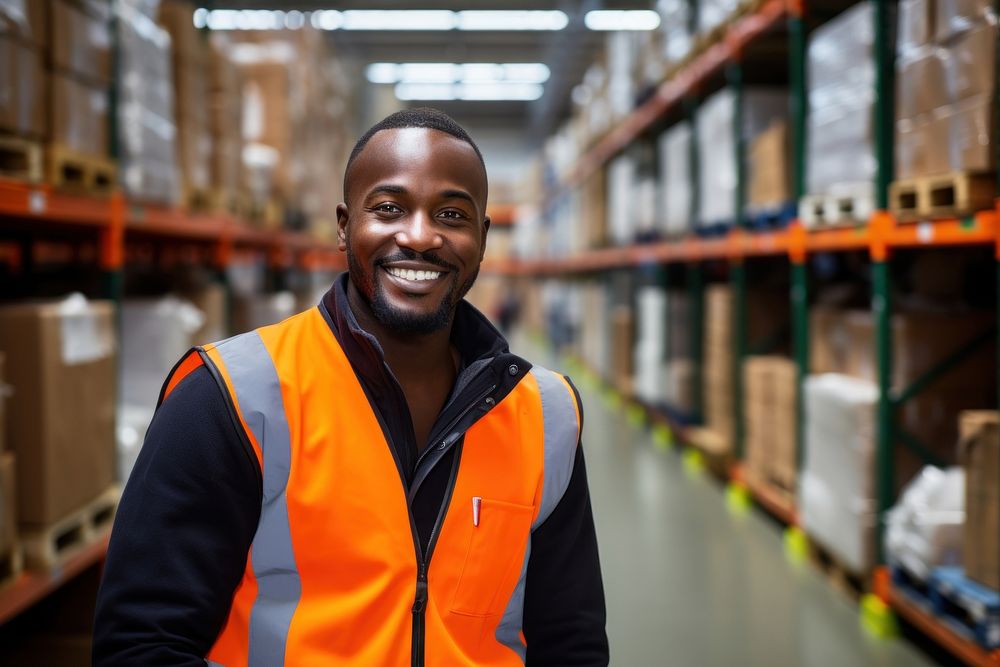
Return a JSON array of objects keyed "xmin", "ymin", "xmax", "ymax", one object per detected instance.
[
  {"xmin": 367, "ymin": 62, "xmax": 550, "ymax": 85},
  {"xmin": 342, "ymin": 10, "xmax": 456, "ymax": 30},
  {"xmin": 456, "ymin": 10, "xmax": 568, "ymax": 31},
  {"xmin": 584, "ymin": 10, "xmax": 661, "ymax": 30},
  {"xmin": 394, "ymin": 82, "xmax": 544, "ymax": 101},
  {"xmin": 197, "ymin": 8, "xmax": 568, "ymax": 32}
]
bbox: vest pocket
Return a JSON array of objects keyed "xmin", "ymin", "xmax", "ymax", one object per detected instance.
[{"xmin": 450, "ymin": 497, "xmax": 534, "ymax": 617}]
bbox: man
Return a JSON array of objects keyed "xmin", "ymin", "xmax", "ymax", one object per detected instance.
[{"xmin": 93, "ymin": 108, "xmax": 609, "ymax": 666}]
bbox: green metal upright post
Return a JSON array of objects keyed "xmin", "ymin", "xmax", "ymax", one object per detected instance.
[
  {"xmin": 873, "ymin": 260, "xmax": 894, "ymax": 564},
  {"xmin": 873, "ymin": 0, "xmax": 896, "ymax": 208},
  {"xmin": 789, "ymin": 8, "xmax": 809, "ymax": 474}
]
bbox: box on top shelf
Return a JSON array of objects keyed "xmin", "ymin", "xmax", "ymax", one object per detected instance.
[
  {"xmin": 748, "ymin": 120, "xmax": 792, "ymax": 213},
  {"xmin": 806, "ymin": 1, "xmax": 879, "ymax": 198},
  {"xmin": 50, "ymin": 0, "xmax": 111, "ymax": 85},
  {"xmin": 50, "ymin": 71, "xmax": 107, "ymax": 156},
  {"xmin": 0, "ymin": 296, "xmax": 116, "ymax": 526},
  {"xmin": 207, "ymin": 36, "xmax": 244, "ymax": 202},
  {"xmin": 960, "ymin": 410, "xmax": 999, "ymax": 591},
  {"xmin": 0, "ymin": 0, "xmax": 48, "ymax": 49},
  {"xmin": 697, "ymin": 87, "xmax": 787, "ymax": 226},
  {"xmin": 117, "ymin": 0, "xmax": 180, "ymax": 204},
  {"xmin": 0, "ymin": 35, "xmax": 46, "ymax": 138},
  {"xmin": 935, "ymin": 0, "xmax": 996, "ymax": 43}
]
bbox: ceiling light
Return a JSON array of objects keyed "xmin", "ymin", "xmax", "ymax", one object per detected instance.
[
  {"xmin": 584, "ymin": 10, "xmax": 662, "ymax": 30},
  {"xmin": 342, "ymin": 10, "xmax": 456, "ymax": 31},
  {"xmin": 197, "ymin": 8, "xmax": 569, "ymax": 32},
  {"xmin": 459, "ymin": 83, "xmax": 544, "ymax": 101},
  {"xmin": 395, "ymin": 83, "xmax": 459, "ymax": 101},
  {"xmin": 366, "ymin": 62, "xmax": 550, "ymax": 85},
  {"xmin": 456, "ymin": 10, "xmax": 569, "ymax": 31}
]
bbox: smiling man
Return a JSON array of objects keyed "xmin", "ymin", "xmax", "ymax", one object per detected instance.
[{"xmin": 93, "ymin": 108, "xmax": 609, "ymax": 666}]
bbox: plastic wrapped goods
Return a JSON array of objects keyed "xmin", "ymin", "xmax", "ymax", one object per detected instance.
[
  {"xmin": 885, "ymin": 466, "xmax": 965, "ymax": 581},
  {"xmin": 0, "ymin": 0, "xmax": 48, "ymax": 47},
  {"xmin": 117, "ymin": 0, "xmax": 180, "ymax": 203},
  {"xmin": 658, "ymin": 0, "xmax": 693, "ymax": 67},
  {"xmin": 634, "ymin": 286, "xmax": 668, "ymax": 404},
  {"xmin": 800, "ymin": 373, "xmax": 879, "ymax": 573},
  {"xmin": 607, "ymin": 154, "xmax": 637, "ymax": 246},
  {"xmin": 658, "ymin": 122, "xmax": 692, "ymax": 235},
  {"xmin": 698, "ymin": 0, "xmax": 741, "ymax": 35},
  {"xmin": 806, "ymin": 2, "xmax": 879, "ymax": 196},
  {"xmin": 697, "ymin": 87, "xmax": 787, "ymax": 226}
]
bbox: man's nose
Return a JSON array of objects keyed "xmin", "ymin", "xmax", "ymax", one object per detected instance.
[{"xmin": 394, "ymin": 212, "xmax": 444, "ymax": 253}]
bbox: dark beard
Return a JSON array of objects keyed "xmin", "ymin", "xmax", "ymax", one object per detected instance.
[{"xmin": 346, "ymin": 244, "xmax": 479, "ymax": 335}]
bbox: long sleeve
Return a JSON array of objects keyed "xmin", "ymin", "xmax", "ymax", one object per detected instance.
[
  {"xmin": 522, "ymin": 443, "xmax": 610, "ymax": 665},
  {"xmin": 93, "ymin": 366, "xmax": 262, "ymax": 666}
]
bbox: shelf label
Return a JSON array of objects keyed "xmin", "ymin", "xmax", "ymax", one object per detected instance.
[
  {"xmin": 28, "ymin": 190, "xmax": 46, "ymax": 213},
  {"xmin": 916, "ymin": 222, "xmax": 934, "ymax": 243}
]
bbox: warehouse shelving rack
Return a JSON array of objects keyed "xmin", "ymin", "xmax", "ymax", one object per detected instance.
[{"xmin": 506, "ymin": 0, "xmax": 1000, "ymax": 663}]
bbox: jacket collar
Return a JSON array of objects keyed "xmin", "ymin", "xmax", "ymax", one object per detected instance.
[{"xmin": 319, "ymin": 273, "xmax": 528, "ymax": 392}]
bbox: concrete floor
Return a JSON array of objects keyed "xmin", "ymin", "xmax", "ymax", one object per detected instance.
[{"xmin": 520, "ymin": 338, "xmax": 941, "ymax": 666}]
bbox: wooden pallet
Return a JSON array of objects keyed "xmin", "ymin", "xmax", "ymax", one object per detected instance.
[
  {"xmin": 890, "ymin": 171, "xmax": 996, "ymax": 221},
  {"xmin": 929, "ymin": 567, "xmax": 1000, "ymax": 651},
  {"xmin": 20, "ymin": 485, "xmax": 121, "ymax": 571},
  {"xmin": 182, "ymin": 184, "xmax": 213, "ymax": 212},
  {"xmin": 0, "ymin": 135, "xmax": 43, "ymax": 183},
  {"xmin": 799, "ymin": 187, "xmax": 875, "ymax": 228},
  {"xmin": 807, "ymin": 537, "xmax": 869, "ymax": 601},
  {"xmin": 46, "ymin": 144, "xmax": 117, "ymax": 196}
]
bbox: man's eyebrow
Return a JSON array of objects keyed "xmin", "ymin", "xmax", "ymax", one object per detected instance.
[
  {"xmin": 440, "ymin": 189, "xmax": 475, "ymax": 205},
  {"xmin": 365, "ymin": 184, "xmax": 408, "ymax": 199}
]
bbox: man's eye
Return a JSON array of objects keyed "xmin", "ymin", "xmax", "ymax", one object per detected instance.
[
  {"xmin": 375, "ymin": 203, "xmax": 402, "ymax": 214},
  {"xmin": 440, "ymin": 210, "xmax": 467, "ymax": 220}
]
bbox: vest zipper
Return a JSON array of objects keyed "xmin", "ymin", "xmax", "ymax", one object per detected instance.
[
  {"xmin": 413, "ymin": 382, "xmax": 497, "ymax": 477},
  {"xmin": 411, "ymin": 439, "xmax": 464, "ymax": 667}
]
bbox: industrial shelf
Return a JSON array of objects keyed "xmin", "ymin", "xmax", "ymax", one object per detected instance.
[{"xmin": 0, "ymin": 532, "xmax": 110, "ymax": 627}]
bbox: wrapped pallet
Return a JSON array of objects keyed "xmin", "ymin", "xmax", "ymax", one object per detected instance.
[
  {"xmin": 634, "ymin": 286, "xmax": 668, "ymax": 405},
  {"xmin": 697, "ymin": 87, "xmax": 787, "ymax": 227},
  {"xmin": 658, "ymin": 121, "xmax": 692, "ymax": 236},
  {"xmin": 800, "ymin": 374, "xmax": 879, "ymax": 573},
  {"xmin": 117, "ymin": 0, "xmax": 180, "ymax": 203},
  {"xmin": 158, "ymin": 0, "xmax": 212, "ymax": 207},
  {"xmin": 0, "ymin": 0, "xmax": 46, "ymax": 140},
  {"xmin": 607, "ymin": 153, "xmax": 637, "ymax": 246},
  {"xmin": 658, "ymin": 0, "xmax": 693, "ymax": 69},
  {"xmin": 805, "ymin": 3, "xmax": 878, "ymax": 207},
  {"xmin": 207, "ymin": 35, "xmax": 244, "ymax": 211}
]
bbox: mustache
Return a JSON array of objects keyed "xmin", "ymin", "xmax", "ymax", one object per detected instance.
[{"xmin": 377, "ymin": 250, "xmax": 457, "ymax": 273}]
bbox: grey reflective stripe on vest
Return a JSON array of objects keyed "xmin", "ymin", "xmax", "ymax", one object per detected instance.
[
  {"xmin": 214, "ymin": 332, "xmax": 300, "ymax": 667},
  {"xmin": 495, "ymin": 366, "xmax": 580, "ymax": 661}
]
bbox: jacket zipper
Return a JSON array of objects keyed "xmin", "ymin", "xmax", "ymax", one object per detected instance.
[
  {"xmin": 413, "ymin": 381, "xmax": 497, "ymax": 477},
  {"xmin": 411, "ymin": 440, "xmax": 464, "ymax": 667}
]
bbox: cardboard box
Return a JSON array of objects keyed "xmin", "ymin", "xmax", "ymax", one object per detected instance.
[
  {"xmin": 748, "ymin": 120, "xmax": 792, "ymax": 210},
  {"xmin": 0, "ymin": 452, "xmax": 15, "ymax": 558},
  {"xmin": 0, "ymin": 1, "xmax": 49, "ymax": 48},
  {"xmin": 960, "ymin": 411, "xmax": 999, "ymax": 590},
  {"xmin": 947, "ymin": 94, "xmax": 996, "ymax": 173},
  {"xmin": 945, "ymin": 21, "xmax": 997, "ymax": 105},
  {"xmin": 935, "ymin": 0, "xmax": 994, "ymax": 43},
  {"xmin": 898, "ymin": 0, "xmax": 936, "ymax": 54},
  {"xmin": 925, "ymin": 108, "xmax": 954, "ymax": 174},
  {"xmin": 611, "ymin": 305, "xmax": 634, "ymax": 395},
  {"xmin": 0, "ymin": 35, "xmax": 46, "ymax": 138},
  {"xmin": 0, "ymin": 298, "xmax": 116, "ymax": 526},
  {"xmin": 896, "ymin": 116, "xmax": 929, "ymax": 179},
  {"xmin": 0, "ymin": 352, "xmax": 5, "ymax": 452},
  {"xmin": 50, "ymin": 0, "xmax": 111, "ymax": 85},
  {"xmin": 186, "ymin": 283, "xmax": 228, "ymax": 346},
  {"xmin": 896, "ymin": 48, "xmax": 948, "ymax": 120},
  {"xmin": 49, "ymin": 72, "xmax": 108, "ymax": 156},
  {"xmin": 744, "ymin": 356, "xmax": 798, "ymax": 490}
]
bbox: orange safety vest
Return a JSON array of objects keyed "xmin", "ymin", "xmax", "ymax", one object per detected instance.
[{"xmin": 161, "ymin": 306, "xmax": 581, "ymax": 666}]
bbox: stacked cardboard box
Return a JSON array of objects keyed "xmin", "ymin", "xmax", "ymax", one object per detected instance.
[
  {"xmin": 0, "ymin": 296, "xmax": 116, "ymax": 528},
  {"xmin": 48, "ymin": 0, "xmax": 111, "ymax": 158},
  {"xmin": 0, "ymin": 1, "xmax": 47, "ymax": 141},
  {"xmin": 580, "ymin": 282, "xmax": 609, "ymax": 378},
  {"xmin": 895, "ymin": 0, "xmax": 996, "ymax": 179},
  {"xmin": 743, "ymin": 356, "xmax": 797, "ymax": 493},
  {"xmin": 582, "ymin": 169, "xmax": 608, "ymax": 249},
  {"xmin": 748, "ymin": 120, "xmax": 792, "ymax": 213},
  {"xmin": 801, "ymin": 373, "xmax": 879, "ymax": 573},
  {"xmin": 960, "ymin": 410, "xmax": 999, "ymax": 590},
  {"xmin": 658, "ymin": 122, "xmax": 692, "ymax": 236},
  {"xmin": 704, "ymin": 286, "xmax": 735, "ymax": 445},
  {"xmin": 117, "ymin": 0, "xmax": 179, "ymax": 203},
  {"xmin": 806, "ymin": 2, "xmax": 877, "ymax": 202},
  {"xmin": 0, "ymin": 451, "xmax": 16, "ymax": 568},
  {"xmin": 207, "ymin": 36, "xmax": 244, "ymax": 210},
  {"xmin": 697, "ymin": 87, "xmax": 787, "ymax": 227},
  {"xmin": 611, "ymin": 304, "xmax": 634, "ymax": 395},
  {"xmin": 158, "ymin": 0, "xmax": 212, "ymax": 206}
]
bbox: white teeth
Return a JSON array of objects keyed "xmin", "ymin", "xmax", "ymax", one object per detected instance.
[{"xmin": 387, "ymin": 267, "xmax": 441, "ymax": 281}]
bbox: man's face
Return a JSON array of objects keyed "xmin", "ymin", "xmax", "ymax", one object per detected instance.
[{"xmin": 337, "ymin": 127, "xmax": 490, "ymax": 336}]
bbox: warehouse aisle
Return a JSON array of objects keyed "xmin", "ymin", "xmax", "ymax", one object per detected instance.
[{"xmin": 517, "ymin": 338, "xmax": 938, "ymax": 666}]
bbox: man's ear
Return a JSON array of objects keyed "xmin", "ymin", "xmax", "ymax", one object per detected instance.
[
  {"xmin": 336, "ymin": 203, "xmax": 349, "ymax": 251},
  {"xmin": 479, "ymin": 216, "xmax": 491, "ymax": 262}
]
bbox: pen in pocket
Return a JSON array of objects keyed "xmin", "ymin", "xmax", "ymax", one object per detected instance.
[{"xmin": 472, "ymin": 496, "xmax": 482, "ymax": 527}]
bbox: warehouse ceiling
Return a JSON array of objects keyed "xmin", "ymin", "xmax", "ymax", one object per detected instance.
[{"xmin": 197, "ymin": 1, "xmax": 655, "ymax": 138}]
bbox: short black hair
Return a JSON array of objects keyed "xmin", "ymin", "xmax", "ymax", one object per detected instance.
[{"xmin": 344, "ymin": 107, "xmax": 486, "ymax": 201}]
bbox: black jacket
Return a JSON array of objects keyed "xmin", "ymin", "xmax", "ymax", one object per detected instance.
[{"xmin": 93, "ymin": 275, "xmax": 609, "ymax": 665}]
